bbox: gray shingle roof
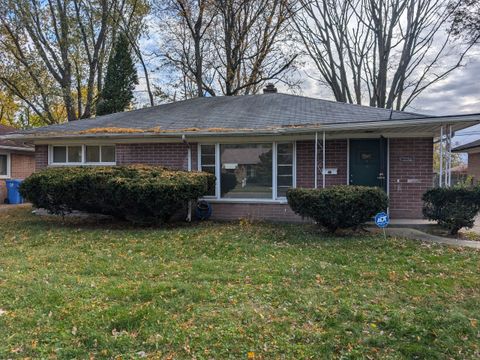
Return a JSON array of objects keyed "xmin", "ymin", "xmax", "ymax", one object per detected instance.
[
  {"xmin": 0, "ymin": 124, "xmax": 34, "ymax": 149},
  {"xmin": 14, "ymin": 93, "xmax": 426, "ymax": 136}
]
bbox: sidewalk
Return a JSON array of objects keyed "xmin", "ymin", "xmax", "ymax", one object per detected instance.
[{"xmin": 382, "ymin": 227, "xmax": 480, "ymax": 249}]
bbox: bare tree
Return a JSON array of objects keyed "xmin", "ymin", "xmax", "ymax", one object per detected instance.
[
  {"xmin": 155, "ymin": 0, "xmax": 299, "ymax": 99},
  {"xmin": 154, "ymin": 0, "xmax": 217, "ymax": 98},
  {"xmin": 213, "ymin": 0, "xmax": 298, "ymax": 96},
  {"xmin": 292, "ymin": 0, "xmax": 474, "ymax": 110},
  {"xmin": 449, "ymin": 0, "xmax": 480, "ymax": 44}
]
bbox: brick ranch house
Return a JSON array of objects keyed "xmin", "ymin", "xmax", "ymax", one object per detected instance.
[
  {"xmin": 453, "ymin": 139, "xmax": 480, "ymax": 183},
  {"xmin": 2, "ymin": 88, "xmax": 480, "ymax": 219},
  {"xmin": 0, "ymin": 124, "xmax": 35, "ymax": 202}
]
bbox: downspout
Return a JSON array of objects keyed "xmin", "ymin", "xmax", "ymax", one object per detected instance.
[
  {"xmin": 439, "ymin": 126, "xmax": 443, "ymax": 187},
  {"xmin": 446, "ymin": 125, "xmax": 452, "ymax": 187},
  {"xmin": 314, "ymin": 132, "xmax": 318, "ymax": 189},
  {"xmin": 322, "ymin": 131, "xmax": 326, "ymax": 189},
  {"xmin": 182, "ymin": 134, "xmax": 192, "ymax": 222}
]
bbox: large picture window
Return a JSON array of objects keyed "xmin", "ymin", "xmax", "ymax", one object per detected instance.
[
  {"xmin": 50, "ymin": 145, "xmax": 116, "ymax": 165},
  {"xmin": 198, "ymin": 142, "xmax": 295, "ymax": 200},
  {"xmin": 221, "ymin": 143, "xmax": 273, "ymax": 199}
]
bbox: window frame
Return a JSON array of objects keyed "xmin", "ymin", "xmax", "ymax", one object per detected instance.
[
  {"xmin": 48, "ymin": 144, "xmax": 116, "ymax": 166},
  {"xmin": 0, "ymin": 152, "xmax": 11, "ymax": 179},
  {"xmin": 197, "ymin": 141, "xmax": 296, "ymax": 202}
]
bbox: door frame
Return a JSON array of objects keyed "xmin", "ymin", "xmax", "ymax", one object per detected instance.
[{"xmin": 347, "ymin": 138, "xmax": 390, "ymax": 196}]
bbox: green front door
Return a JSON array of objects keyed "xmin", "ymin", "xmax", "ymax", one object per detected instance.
[{"xmin": 349, "ymin": 139, "xmax": 387, "ymax": 190}]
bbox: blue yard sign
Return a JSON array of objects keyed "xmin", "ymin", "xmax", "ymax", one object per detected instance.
[{"xmin": 375, "ymin": 212, "xmax": 389, "ymax": 228}]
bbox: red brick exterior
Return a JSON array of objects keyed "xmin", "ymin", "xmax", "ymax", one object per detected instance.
[
  {"xmin": 467, "ymin": 152, "xmax": 480, "ymax": 183},
  {"xmin": 296, "ymin": 140, "xmax": 315, "ymax": 188},
  {"xmin": 116, "ymin": 143, "xmax": 191, "ymax": 170},
  {"xmin": 296, "ymin": 139, "xmax": 348, "ymax": 188},
  {"xmin": 31, "ymin": 138, "xmax": 433, "ymax": 219},
  {"xmin": 210, "ymin": 203, "xmax": 304, "ymax": 222},
  {"xmin": 388, "ymin": 138, "xmax": 433, "ymax": 218},
  {"xmin": 35, "ymin": 145, "xmax": 48, "ymax": 171},
  {"xmin": 11, "ymin": 153, "xmax": 35, "ymax": 178}
]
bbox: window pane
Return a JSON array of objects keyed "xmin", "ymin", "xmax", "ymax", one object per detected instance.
[
  {"xmin": 68, "ymin": 146, "xmax": 82, "ymax": 163},
  {"xmin": 86, "ymin": 146, "xmax": 100, "ymax": 162},
  {"xmin": 220, "ymin": 143, "xmax": 272, "ymax": 199},
  {"xmin": 277, "ymin": 143, "xmax": 293, "ymax": 198},
  {"xmin": 201, "ymin": 145, "xmax": 215, "ymax": 165},
  {"xmin": 201, "ymin": 145, "xmax": 216, "ymax": 196},
  {"xmin": 0, "ymin": 155, "xmax": 7, "ymax": 175},
  {"xmin": 201, "ymin": 154, "xmax": 216, "ymax": 165},
  {"xmin": 101, "ymin": 146, "xmax": 115, "ymax": 162},
  {"xmin": 53, "ymin": 146, "xmax": 67, "ymax": 163},
  {"xmin": 277, "ymin": 165, "xmax": 293, "ymax": 176}
]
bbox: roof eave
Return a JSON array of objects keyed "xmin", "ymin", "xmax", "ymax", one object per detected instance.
[
  {"xmin": 2, "ymin": 113, "xmax": 480, "ymax": 141},
  {"xmin": 0, "ymin": 145, "xmax": 35, "ymax": 152}
]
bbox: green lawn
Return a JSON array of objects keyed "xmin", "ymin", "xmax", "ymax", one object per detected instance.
[{"xmin": 0, "ymin": 208, "xmax": 479, "ymax": 359}]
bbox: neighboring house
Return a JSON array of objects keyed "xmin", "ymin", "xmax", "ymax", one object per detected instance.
[
  {"xmin": 0, "ymin": 125, "xmax": 35, "ymax": 203},
  {"xmin": 453, "ymin": 139, "xmax": 480, "ymax": 182},
  {"xmin": 2, "ymin": 86, "xmax": 480, "ymax": 219}
]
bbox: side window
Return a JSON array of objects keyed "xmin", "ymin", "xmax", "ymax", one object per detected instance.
[
  {"xmin": 51, "ymin": 145, "xmax": 116, "ymax": 165},
  {"xmin": 200, "ymin": 144, "xmax": 216, "ymax": 196},
  {"xmin": 276, "ymin": 143, "xmax": 294, "ymax": 198},
  {"xmin": 0, "ymin": 154, "xmax": 9, "ymax": 177},
  {"xmin": 52, "ymin": 146, "xmax": 67, "ymax": 163}
]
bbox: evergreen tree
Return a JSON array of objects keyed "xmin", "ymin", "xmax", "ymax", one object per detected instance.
[{"xmin": 96, "ymin": 33, "xmax": 138, "ymax": 116}]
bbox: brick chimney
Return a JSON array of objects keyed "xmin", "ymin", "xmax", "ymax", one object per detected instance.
[{"xmin": 263, "ymin": 83, "xmax": 278, "ymax": 94}]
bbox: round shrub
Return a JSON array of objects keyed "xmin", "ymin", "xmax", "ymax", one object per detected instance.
[
  {"xmin": 287, "ymin": 186, "xmax": 388, "ymax": 232},
  {"xmin": 20, "ymin": 165, "xmax": 215, "ymax": 224},
  {"xmin": 422, "ymin": 187, "xmax": 480, "ymax": 235}
]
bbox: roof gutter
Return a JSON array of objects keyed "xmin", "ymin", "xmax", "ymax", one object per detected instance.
[
  {"xmin": 2, "ymin": 113, "xmax": 480, "ymax": 142},
  {"xmin": 0, "ymin": 145, "xmax": 35, "ymax": 152}
]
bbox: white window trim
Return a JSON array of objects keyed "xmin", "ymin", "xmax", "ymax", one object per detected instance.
[
  {"xmin": 198, "ymin": 141, "xmax": 296, "ymax": 203},
  {"xmin": 48, "ymin": 145, "xmax": 116, "ymax": 166},
  {"xmin": 0, "ymin": 152, "xmax": 11, "ymax": 179}
]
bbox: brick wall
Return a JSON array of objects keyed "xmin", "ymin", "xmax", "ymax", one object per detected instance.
[
  {"xmin": 468, "ymin": 152, "xmax": 480, "ymax": 182},
  {"xmin": 11, "ymin": 153, "xmax": 35, "ymax": 178},
  {"xmin": 296, "ymin": 139, "xmax": 348, "ymax": 188},
  {"xmin": 210, "ymin": 202, "xmax": 305, "ymax": 222},
  {"xmin": 35, "ymin": 145, "xmax": 48, "ymax": 171},
  {"xmin": 296, "ymin": 140, "xmax": 315, "ymax": 188},
  {"xmin": 116, "ymin": 143, "xmax": 191, "ymax": 169},
  {"xmin": 389, "ymin": 138, "xmax": 433, "ymax": 218}
]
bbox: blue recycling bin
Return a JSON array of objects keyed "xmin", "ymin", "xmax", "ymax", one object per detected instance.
[{"xmin": 6, "ymin": 179, "xmax": 23, "ymax": 204}]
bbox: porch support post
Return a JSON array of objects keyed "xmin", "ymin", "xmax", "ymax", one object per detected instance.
[
  {"xmin": 446, "ymin": 125, "xmax": 452, "ymax": 187},
  {"xmin": 322, "ymin": 131, "xmax": 326, "ymax": 189},
  {"xmin": 448, "ymin": 125, "xmax": 453, "ymax": 186},
  {"xmin": 314, "ymin": 132, "xmax": 318, "ymax": 189},
  {"xmin": 439, "ymin": 126, "xmax": 443, "ymax": 187}
]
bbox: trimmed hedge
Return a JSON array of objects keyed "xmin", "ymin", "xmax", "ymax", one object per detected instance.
[
  {"xmin": 20, "ymin": 165, "xmax": 215, "ymax": 224},
  {"xmin": 422, "ymin": 187, "xmax": 480, "ymax": 235},
  {"xmin": 287, "ymin": 186, "xmax": 388, "ymax": 232}
]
